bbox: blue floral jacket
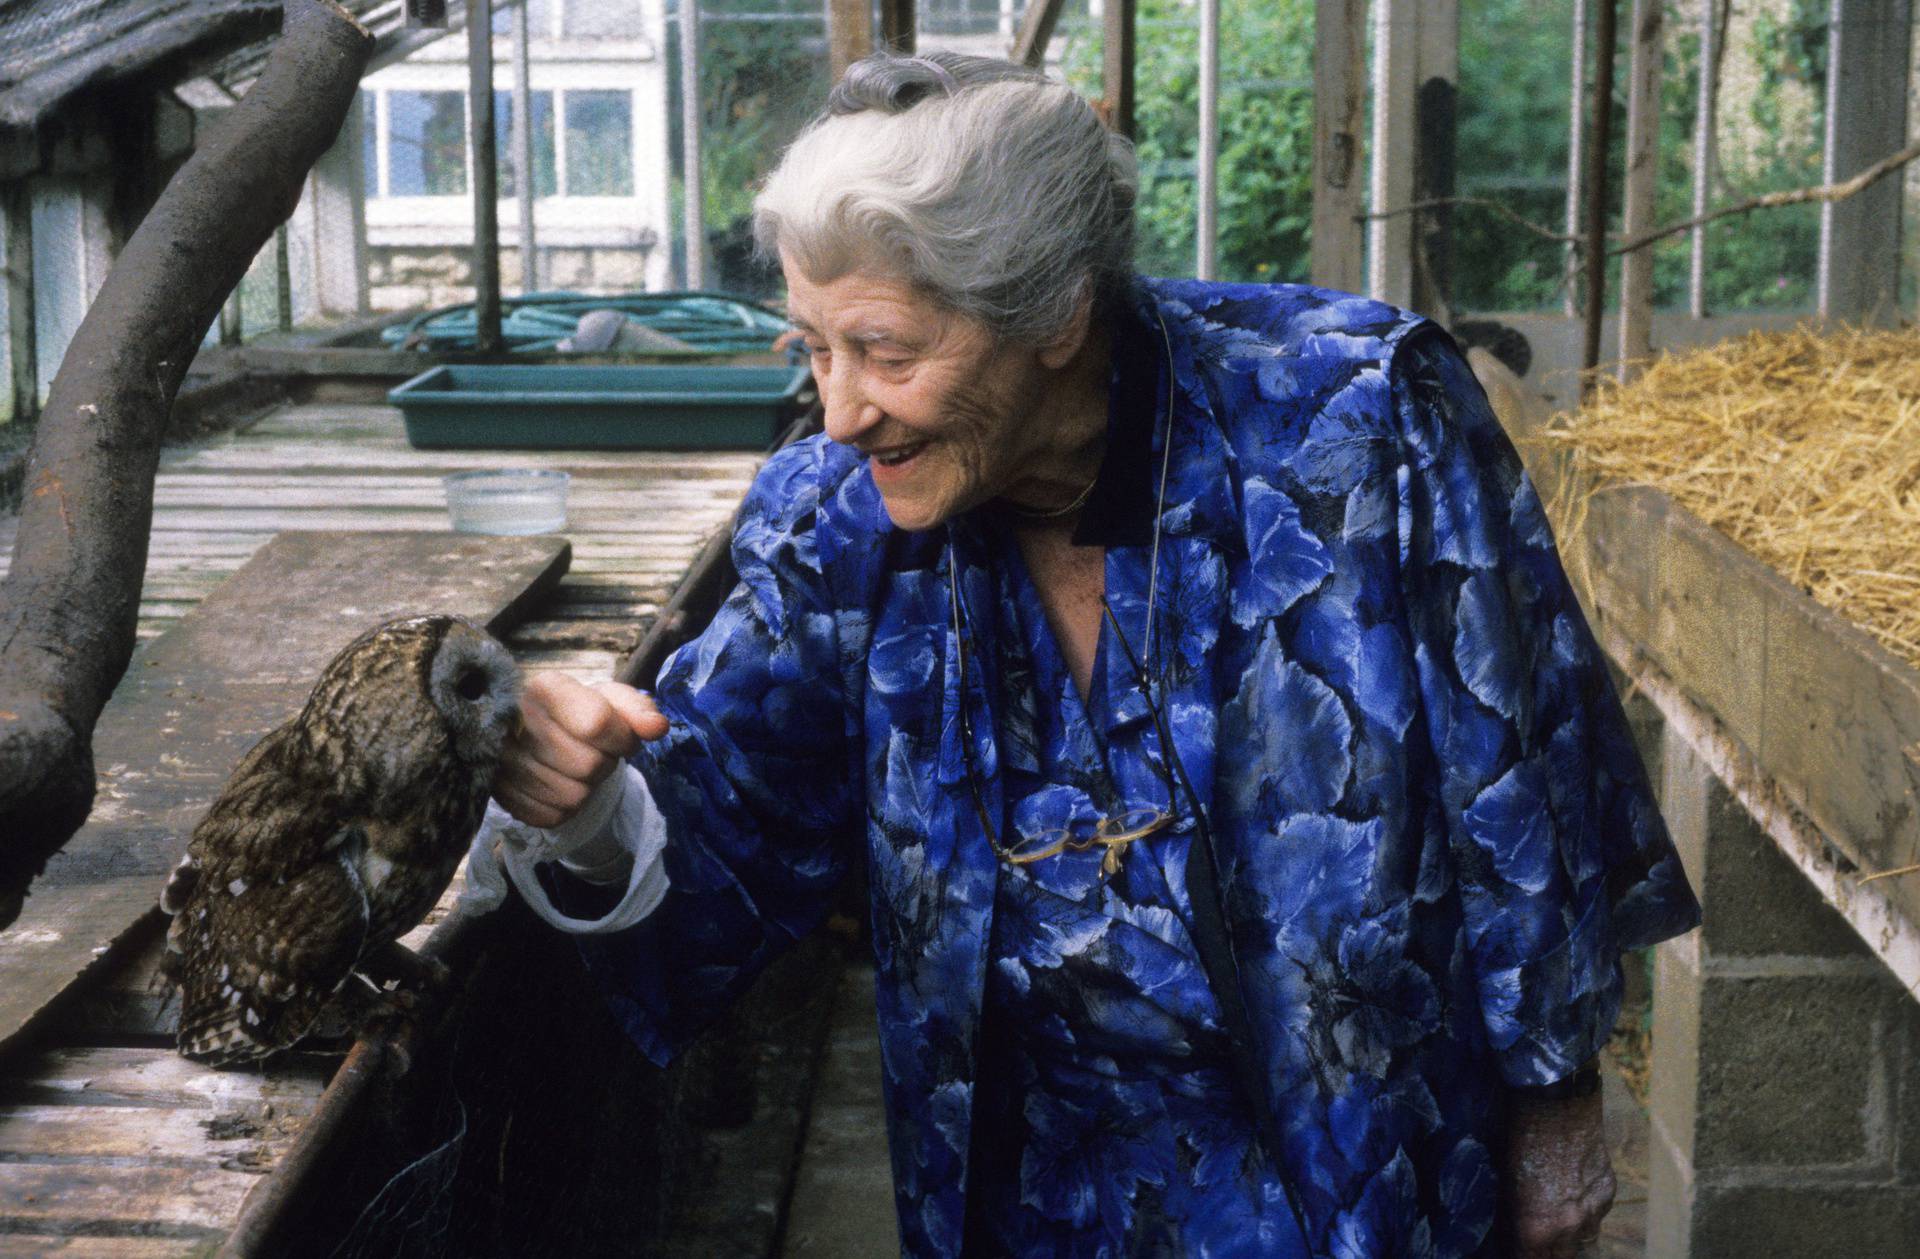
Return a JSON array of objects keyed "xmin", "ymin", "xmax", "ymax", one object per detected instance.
[{"xmin": 580, "ymin": 280, "xmax": 1701, "ymax": 1256}]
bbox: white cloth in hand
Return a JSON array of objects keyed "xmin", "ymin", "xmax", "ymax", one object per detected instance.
[{"xmin": 459, "ymin": 763, "xmax": 670, "ymax": 934}]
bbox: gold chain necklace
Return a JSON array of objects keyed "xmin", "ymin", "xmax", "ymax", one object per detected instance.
[{"xmin": 1000, "ymin": 472, "xmax": 1100, "ymax": 522}]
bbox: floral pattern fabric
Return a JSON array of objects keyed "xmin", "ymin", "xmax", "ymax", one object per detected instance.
[
  {"xmin": 573, "ymin": 279, "xmax": 1702, "ymax": 1257},
  {"xmin": 964, "ymin": 520, "xmax": 1307, "ymax": 1257}
]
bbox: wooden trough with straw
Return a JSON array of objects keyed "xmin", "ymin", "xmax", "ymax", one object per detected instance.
[{"xmin": 1511, "ymin": 323, "xmax": 1920, "ymax": 990}]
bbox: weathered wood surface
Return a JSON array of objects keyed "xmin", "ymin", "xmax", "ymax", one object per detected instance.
[
  {"xmin": 1580, "ymin": 483, "xmax": 1920, "ymax": 939},
  {"xmin": 1310, "ymin": 0, "xmax": 1367, "ymax": 293},
  {"xmin": 1818, "ymin": 0, "xmax": 1913, "ymax": 322},
  {"xmin": 0, "ymin": 529, "xmax": 570, "ymax": 1060},
  {"xmin": 1615, "ymin": 0, "xmax": 1664, "ymax": 375},
  {"xmin": 0, "ymin": 1047, "xmax": 330, "ymax": 1256},
  {"xmin": 0, "ymin": 401, "xmax": 760, "ymax": 653},
  {"xmin": 0, "ymin": 398, "xmax": 763, "ymax": 1251}
]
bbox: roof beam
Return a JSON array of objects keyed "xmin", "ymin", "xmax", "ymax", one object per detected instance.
[{"xmin": 1010, "ymin": 0, "xmax": 1068, "ymax": 68}]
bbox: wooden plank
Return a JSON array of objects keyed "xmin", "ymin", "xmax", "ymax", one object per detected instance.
[
  {"xmin": 679, "ymin": 0, "xmax": 706, "ymax": 288},
  {"xmin": 0, "ymin": 1161, "xmax": 256, "ymax": 1236},
  {"xmin": 506, "ymin": 618, "xmax": 658, "ymax": 652},
  {"xmin": 0, "ymin": 1103, "xmax": 305, "ymax": 1166},
  {"xmin": 1010, "ymin": 0, "xmax": 1068, "ymax": 68},
  {"xmin": 1102, "ymin": 0, "xmax": 1135, "ymax": 139},
  {"xmin": 3, "ymin": 178, "xmax": 37, "ymax": 425},
  {"xmin": 0, "ymin": 1238, "xmax": 203, "ymax": 1257},
  {"xmin": 1367, "ymin": 0, "xmax": 1418, "ymax": 305},
  {"xmin": 1687, "ymin": 0, "xmax": 1722, "ymax": 318},
  {"xmin": 879, "ymin": 0, "xmax": 915, "ymax": 53},
  {"xmin": 1412, "ymin": 0, "xmax": 1458, "ymax": 317},
  {"xmin": 1197, "ymin": 0, "xmax": 1219, "ymax": 279},
  {"xmin": 0, "ymin": 1048, "xmax": 328, "ymax": 1112},
  {"xmin": 827, "ymin": 0, "xmax": 872, "ymax": 81},
  {"xmin": 1615, "ymin": 0, "xmax": 1663, "ymax": 377},
  {"xmin": 511, "ymin": 0, "xmax": 538, "ymax": 294},
  {"xmin": 1562, "ymin": 0, "xmax": 1588, "ymax": 317},
  {"xmin": 0, "ymin": 532, "xmax": 570, "ymax": 1054},
  {"xmin": 1818, "ymin": 0, "xmax": 1912, "ymax": 322},
  {"xmin": 466, "ymin": 0, "xmax": 504, "ymax": 356},
  {"xmin": 162, "ymin": 447, "xmax": 761, "ymax": 476},
  {"xmin": 124, "ymin": 511, "xmax": 731, "ymax": 534},
  {"xmin": 1581, "ymin": 485, "xmax": 1920, "ymax": 936},
  {"xmin": 1310, "ymin": 0, "xmax": 1367, "ymax": 293}
]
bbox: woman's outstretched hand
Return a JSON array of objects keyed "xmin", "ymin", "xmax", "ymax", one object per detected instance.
[
  {"xmin": 494, "ymin": 673, "xmax": 669, "ymax": 829},
  {"xmin": 1503, "ymin": 1086, "xmax": 1616, "ymax": 1258}
]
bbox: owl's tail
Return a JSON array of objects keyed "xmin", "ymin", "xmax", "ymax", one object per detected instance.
[
  {"xmin": 175, "ymin": 982, "xmax": 281, "ymax": 1066},
  {"xmin": 175, "ymin": 971, "xmax": 333, "ymax": 1067}
]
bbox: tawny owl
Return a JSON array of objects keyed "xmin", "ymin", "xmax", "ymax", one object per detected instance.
[{"xmin": 160, "ymin": 614, "xmax": 519, "ymax": 1066}]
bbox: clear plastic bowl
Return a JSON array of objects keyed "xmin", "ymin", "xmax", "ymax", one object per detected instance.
[{"xmin": 442, "ymin": 469, "xmax": 570, "ymax": 535}]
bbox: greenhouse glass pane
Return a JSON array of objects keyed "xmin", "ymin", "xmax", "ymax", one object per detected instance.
[
  {"xmin": 564, "ymin": 90, "xmax": 633, "ymax": 196},
  {"xmin": 388, "ymin": 90, "xmax": 467, "ymax": 196},
  {"xmin": 494, "ymin": 89, "xmax": 557, "ymax": 198}
]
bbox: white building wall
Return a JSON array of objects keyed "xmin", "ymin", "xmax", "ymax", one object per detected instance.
[{"xmin": 357, "ymin": 14, "xmax": 672, "ymax": 302}]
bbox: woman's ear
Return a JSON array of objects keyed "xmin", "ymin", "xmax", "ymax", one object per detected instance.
[{"xmin": 1037, "ymin": 283, "xmax": 1096, "ymax": 370}]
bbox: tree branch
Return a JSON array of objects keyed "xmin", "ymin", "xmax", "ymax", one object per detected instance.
[
  {"xmin": 1355, "ymin": 134, "xmax": 1920, "ymax": 269},
  {"xmin": 1607, "ymin": 134, "xmax": 1920, "ymax": 256},
  {"xmin": 1357, "ymin": 196, "xmax": 1580, "ymax": 246},
  {"xmin": 0, "ymin": 0, "xmax": 372, "ymax": 926}
]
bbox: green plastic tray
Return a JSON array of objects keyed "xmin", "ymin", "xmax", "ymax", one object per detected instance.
[{"xmin": 389, "ymin": 364, "xmax": 814, "ymax": 450}]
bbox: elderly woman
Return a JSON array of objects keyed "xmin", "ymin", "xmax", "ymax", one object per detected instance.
[{"xmin": 483, "ymin": 51, "xmax": 1699, "ymax": 1259}]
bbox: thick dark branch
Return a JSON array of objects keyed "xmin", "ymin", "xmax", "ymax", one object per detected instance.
[{"xmin": 0, "ymin": 0, "xmax": 371, "ymax": 924}]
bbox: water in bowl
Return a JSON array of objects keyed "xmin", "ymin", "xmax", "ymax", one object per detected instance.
[{"xmin": 443, "ymin": 470, "xmax": 569, "ymax": 535}]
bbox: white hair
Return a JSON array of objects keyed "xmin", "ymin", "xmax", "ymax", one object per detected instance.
[{"xmin": 753, "ymin": 51, "xmax": 1139, "ymax": 344}]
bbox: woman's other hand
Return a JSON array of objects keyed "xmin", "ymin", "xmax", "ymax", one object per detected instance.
[
  {"xmin": 1503, "ymin": 1086, "xmax": 1616, "ymax": 1258},
  {"xmin": 494, "ymin": 673, "xmax": 669, "ymax": 829}
]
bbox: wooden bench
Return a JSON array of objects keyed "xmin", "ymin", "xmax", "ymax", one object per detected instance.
[{"xmin": 0, "ymin": 530, "xmax": 568, "ymax": 1253}]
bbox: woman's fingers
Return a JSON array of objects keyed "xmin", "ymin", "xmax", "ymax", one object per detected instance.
[
  {"xmin": 531, "ymin": 674, "xmax": 644, "ymax": 756},
  {"xmin": 495, "ymin": 748, "xmax": 593, "ymax": 821},
  {"xmin": 492, "ymin": 674, "xmax": 669, "ymax": 827},
  {"xmin": 594, "ymin": 681, "xmax": 670, "ymax": 742}
]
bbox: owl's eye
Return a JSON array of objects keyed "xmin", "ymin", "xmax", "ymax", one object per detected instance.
[{"xmin": 454, "ymin": 669, "xmax": 489, "ymax": 702}]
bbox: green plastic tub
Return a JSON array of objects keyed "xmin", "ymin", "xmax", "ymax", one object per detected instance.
[{"xmin": 389, "ymin": 364, "xmax": 814, "ymax": 450}]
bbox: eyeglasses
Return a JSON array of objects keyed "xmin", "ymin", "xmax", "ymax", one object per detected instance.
[
  {"xmin": 942, "ymin": 304, "xmax": 1205, "ymax": 880},
  {"xmin": 947, "ymin": 558, "xmax": 1183, "ymax": 878}
]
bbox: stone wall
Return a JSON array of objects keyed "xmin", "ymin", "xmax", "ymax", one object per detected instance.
[
  {"xmin": 1642, "ymin": 697, "xmax": 1920, "ymax": 1257},
  {"xmin": 367, "ymin": 245, "xmax": 657, "ymax": 310}
]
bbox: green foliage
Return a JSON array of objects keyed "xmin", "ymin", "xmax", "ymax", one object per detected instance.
[
  {"xmin": 1455, "ymin": 0, "xmax": 1580, "ymax": 310},
  {"xmin": 1065, "ymin": 0, "xmax": 1316, "ymax": 284},
  {"xmin": 670, "ymin": 1, "xmax": 825, "ymax": 239},
  {"xmin": 1451, "ymin": 0, "xmax": 1826, "ymax": 314},
  {"xmin": 1700, "ymin": 0, "xmax": 1824, "ymax": 311},
  {"xmin": 677, "ymin": 0, "xmax": 1834, "ymax": 314}
]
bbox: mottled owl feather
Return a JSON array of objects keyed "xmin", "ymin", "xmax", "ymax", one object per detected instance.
[{"xmin": 160, "ymin": 614, "xmax": 518, "ymax": 1066}]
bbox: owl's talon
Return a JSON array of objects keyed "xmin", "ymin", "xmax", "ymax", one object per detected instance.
[
  {"xmin": 365, "ymin": 1013, "xmax": 418, "ymax": 1076},
  {"xmin": 358, "ymin": 940, "xmax": 451, "ymax": 998}
]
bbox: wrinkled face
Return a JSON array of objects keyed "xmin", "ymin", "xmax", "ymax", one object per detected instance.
[{"xmin": 782, "ymin": 256, "xmax": 1058, "ymax": 531}]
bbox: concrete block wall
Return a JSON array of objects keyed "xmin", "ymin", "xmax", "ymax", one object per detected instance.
[{"xmin": 1644, "ymin": 715, "xmax": 1920, "ymax": 1257}]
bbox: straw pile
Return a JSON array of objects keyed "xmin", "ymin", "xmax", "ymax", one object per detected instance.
[{"xmin": 1538, "ymin": 324, "xmax": 1920, "ymax": 671}]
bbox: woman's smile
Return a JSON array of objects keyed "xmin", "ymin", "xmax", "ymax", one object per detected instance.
[
  {"xmin": 780, "ymin": 260, "xmax": 1110, "ymax": 532},
  {"xmin": 868, "ymin": 439, "xmax": 931, "ymax": 472}
]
